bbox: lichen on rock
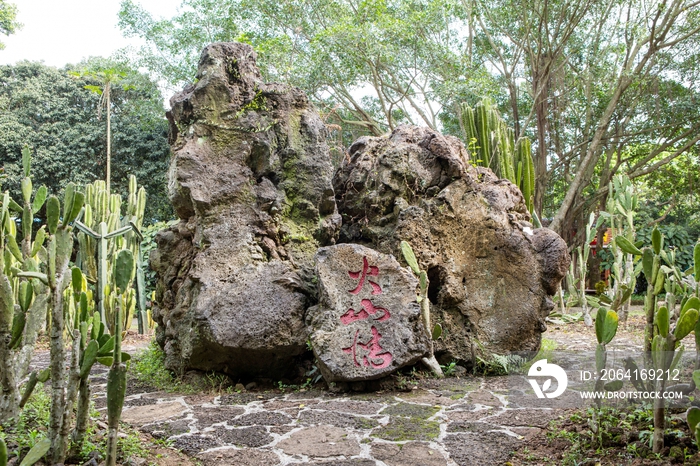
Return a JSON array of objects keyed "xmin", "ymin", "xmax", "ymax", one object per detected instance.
[{"xmin": 152, "ymin": 42, "xmax": 340, "ymax": 378}]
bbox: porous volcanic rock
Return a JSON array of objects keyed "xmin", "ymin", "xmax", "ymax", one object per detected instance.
[
  {"xmin": 150, "ymin": 42, "xmax": 340, "ymax": 377},
  {"xmin": 307, "ymin": 243, "xmax": 429, "ymax": 382},
  {"xmin": 333, "ymin": 125, "xmax": 569, "ymax": 362}
]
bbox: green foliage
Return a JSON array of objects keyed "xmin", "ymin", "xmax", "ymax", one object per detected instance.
[
  {"xmin": 140, "ymin": 220, "xmax": 177, "ymax": 297},
  {"xmin": 594, "ymin": 308, "xmax": 618, "ymax": 346},
  {"xmin": 473, "ymin": 352, "xmax": 525, "ymax": 376},
  {"xmin": 636, "ymin": 224, "xmax": 696, "ymax": 273},
  {"xmin": 400, "ymin": 240, "xmax": 442, "ymax": 376},
  {"xmin": 130, "ymin": 340, "xmax": 180, "ymax": 391},
  {"xmin": 0, "ymin": 60, "xmax": 173, "ymax": 223},
  {"xmin": 76, "ymin": 177, "xmax": 146, "ymax": 334},
  {"xmin": 0, "ymin": 0, "xmax": 21, "ymax": 50},
  {"xmin": 460, "ymin": 97, "xmax": 535, "ymax": 212}
]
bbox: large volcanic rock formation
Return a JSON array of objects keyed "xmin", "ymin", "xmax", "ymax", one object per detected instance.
[
  {"xmin": 150, "ymin": 42, "xmax": 340, "ymax": 378},
  {"xmin": 332, "ymin": 126, "xmax": 569, "ymax": 362},
  {"xmin": 151, "ymin": 42, "xmax": 569, "ymax": 381}
]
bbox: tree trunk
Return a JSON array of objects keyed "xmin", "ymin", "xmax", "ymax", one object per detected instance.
[
  {"xmin": 533, "ymin": 54, "xmax": 550, "ymax": 218},
  {"xmin": 106, "ymin": 83, "xmax": 111, "ymax": 196}
]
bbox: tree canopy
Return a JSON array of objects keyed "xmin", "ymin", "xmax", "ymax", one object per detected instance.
[
  {"xmin": 0, "ymin": 0, "xmax": 20, "ymax": 49},
  {"xmin": 0, "ymin": 59, "xmax": 173, "ymax": 222},
  {"xmin": 118, "ymin": 0, "xmax": 700, "ymax": 242}
]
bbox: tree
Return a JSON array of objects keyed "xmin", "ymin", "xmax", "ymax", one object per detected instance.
[
  {"xmin": 120, "ymin": 0, "xmax": 700, "ymax": 240},
  {"xmin": 118, "ymin": 0, "xmax": 479, "ymax": 141},
  {"xmin": 0, "ymin": 60, "xmax": 173, "ymax": 223},
  {"xmin": 75, "ymin": 64, "xmax": 133, "ymax": 196},
  {"xmin": 0, "ymin": 0, "xmax": 21, "ymax": 49}
]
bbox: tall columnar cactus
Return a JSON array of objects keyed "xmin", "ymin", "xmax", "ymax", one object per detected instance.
[
  {"xmin": 400, "ymin": 241, "xmax": 443, "ymax": 377},
  {"xmin": 76, "ymin": 176, "xmax": 146, "ymax": 334},
  {"xmin": 106, "ymin": 249, "xmax": 134, "ymax": 466},
  {"xmin": 44, "ymin": 185, "xmax": 85, "ymax": 463},
  {"xmin": 0, "ymin": 147, "xmax": 49, "ymax": 423},
  {"xmin": 460, "ymin": 97, "xmax": 535, "ymax": 213}
]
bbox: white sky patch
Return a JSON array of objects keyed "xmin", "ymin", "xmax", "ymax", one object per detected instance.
[{"xmin": 1, "ymin": 0, "xmax": 178, "ymax": 67}]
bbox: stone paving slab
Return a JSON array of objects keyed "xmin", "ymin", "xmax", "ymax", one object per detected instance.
[
  {"xmin": 103, "ymin": 378, "xmax": 540, "ymax": 466},
  {"xmin": 31, "ymin": 332, "xmax": 624, "ymax": 465}
]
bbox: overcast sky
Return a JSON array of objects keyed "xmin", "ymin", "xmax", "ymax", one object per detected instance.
[{"xmin": 0, "ymin": 0, "xmax": 178, "ymax": 67}]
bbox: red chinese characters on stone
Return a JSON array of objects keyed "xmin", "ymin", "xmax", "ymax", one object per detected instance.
[
  {"xmin": 348, "ymin": 256, "xmax": 382, "ymax": 295},
  {"xmin": 341, "ymin": 256, "xmax": 393, "ymax": 370},
  {"xmin": 339, "ymin": 299, "xmax": 391, "ymax": 325},
  {"xmin": 342, "ymin": 327, "xmax": 393, "ymax": 369}
]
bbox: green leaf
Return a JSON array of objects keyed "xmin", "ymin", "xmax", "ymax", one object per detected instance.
[
  {"xmin": 18, "ymin": 281, "xmax": 33, "ymax": 313},
  {"xmin": 21, "ymin": 177, "xmax": 32, "ymax": 204},
  {"xmin": 419, "ymin": 270, "xmax": 428, "ymax": 295},
  {"xmin": 71, "ymin": 267, "xmax": 83, "ymax": 295},
  {"xmin": 98, "ymin": 335, "xmax": 115, "ymax": 356},
  {"xmin": 31, "ymin": 185, "xmax": 47, "ymax": 213},
  {"xmin": 96, "ymin": 356, "xmax": 114, "ymax": 367},
  {"xmin": 36, "ymin": 368, "xmax": 50, "ymax": 383},
  {"xmin": 80, "ymin": 340, "xmax": 99, "ymax": 378},
  {"xmin": 0, "ymin": 436, "xmax": 7, "ymax": 466},
  {"xmin": 652, "ymin": 335, "xmax": 666, "ymax": 369},
  {"xmin": 114, "ymin": 249, "xmax": 134, "ymax": 292},
  {"xmin": 84, "ymin": 84, "xmax": 103, "ymax": 94},
  {"xmin": 693, "ymin": 370, "xmax": 700, "ymax": 390},
  {"xmin": 432, "ymin": 323, "xmax": 442, "ymax": 340},
  {"xmin": 400, "ymin": 240, "xmax": 420, "ymax": 275},
  {"xmin": 651, "ymin": 227, "xmax": 662, "ymax": 255},
  {"xmin": 682, "ymin": 297, "xmax": 700, "ymax": 319},
  {"xmin": 21, "ymin": 145, "xmax": 31, "ymax": 177},
  {"xmin": 595, "ymin": 308, "xmax": 618, "ymax": 345},
  {"xmin": 46, "ymin": 195, "xmax": 60, "ymax": 235},
  {"xmin": 642, "ymin": 249, "xmax": 654, "ymax": 282},
  {"xmin": 30, "ymin": 226, "xmax": 46, "ymax": 257},
  {"xmin": 675, "ymin": 309, "xmax": 699, "ymax": 341},
  {"xmin": 18, "ymin": 437, "xmax": 50, "ymax": 466},
  {"xmin": 6, "ymin": 235, "xmax": 22, "ymax": 262},
  {"xmin": 62, "ymin": 183, "xmax": 75, "ymax": 225},
  {"xmin": 689, "ymin": 407, "xmax": 700, "ymax": 433},
  {"xmin": 615, "ymin": 236, "xmax": 642, "ymax": 256},
  {"xmin": 656, "ymin": 306, "xmax": 670, "ymax": 337}
]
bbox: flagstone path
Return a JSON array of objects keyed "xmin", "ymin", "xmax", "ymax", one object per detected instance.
[{"xmin": 29, "ymin": 313, "xmax": 651, "ymax": 465}]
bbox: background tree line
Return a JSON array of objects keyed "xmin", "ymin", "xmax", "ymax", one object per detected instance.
[
  {"xmin": 118, "ymin": 0, "xmax": 700, "ymax": 246},
  {"xmin": 0, "ymin": 59, "xmax": 173, "ymax": 223}
]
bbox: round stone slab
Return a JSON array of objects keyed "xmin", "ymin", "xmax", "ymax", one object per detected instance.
[{"xmin": 307, "ymin": 243, "xmax": 429, "ymax": 382}]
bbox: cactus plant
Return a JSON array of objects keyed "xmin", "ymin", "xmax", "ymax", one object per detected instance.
[
  {"xmin": 0, "ymin": 147, "xmax": 51, "ymax": 423},
  {"xmin": 612, "ymin": 227, "xmax": 700, "ymax": 453},
  {"xmin": 75, "ymin": 175, "xmax": 146, "ymax": 334},
  {"xmin": 460, "ymin": 98, "xmax": 535, "ymax": 213},
  {"xmin": 0, "ymin": 147, "xmax": 133, "ymax": 465},
  {"xmin": 0, "ymin": 437, "xmax": 6, "ymax": 466},
  {"xmin": 105, "ymin": 249, "xmax": 134, "ymax": 466},
  {"xmin": 598, "ymin": 175, "xmax": 639, "ymax": 322},
  {"xmin": 400, "ymin": 241, "xmax": 443, "ymax": 377}
]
